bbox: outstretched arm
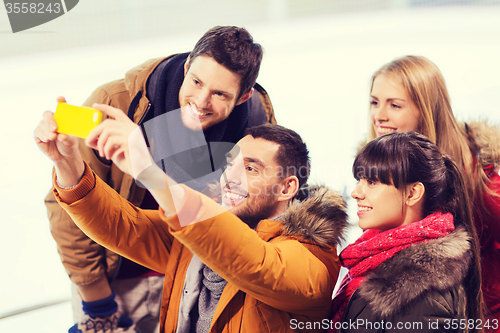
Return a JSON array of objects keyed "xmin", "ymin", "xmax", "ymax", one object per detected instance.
[{"xmin": 35, "ymin": 99, "xmax": 175, "ymax": 272}]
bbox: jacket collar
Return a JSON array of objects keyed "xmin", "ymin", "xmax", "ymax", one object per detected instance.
[
  {"xmin": 124, "ymin": 56, "xmax": 173, "ymax": 101},
  {"xmin": 255, "ymin": 219, "xmax": 283, "ymax": 242}
]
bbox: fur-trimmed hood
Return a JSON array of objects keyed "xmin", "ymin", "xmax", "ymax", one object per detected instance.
[
  {"xmin": 357, "ymin": 226, "xmax": 472, "ymax": 319},
  {"xmin": 462, "ymin": 120, "xmax": 500, "ymax": 170},
  {"xmin": 281, "ymin": 185, "xmax": 349, "ymax": 249}
]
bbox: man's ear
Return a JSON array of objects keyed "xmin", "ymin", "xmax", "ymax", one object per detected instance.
[
  {"xmin": 235, "ymin": 88, "xmax": 254, "ymax": 106},
  {"xmin": 278, "ymin": 176, "xmax": 299, "ymax": 202},
  {"xmin": 184, "ymin": 56, "xmax": 191, "ymax": 76},
  {"xmin": 406, "ymin": 182, "xmax": 425, "ymax": 207}
]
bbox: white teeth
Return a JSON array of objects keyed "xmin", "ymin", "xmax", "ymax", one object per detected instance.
[
  {"xmin": 378, "ymin": 127, "xmax": 396, "ymax": 134},
  {"xmin": 226, "ymin": 192, "xmax": 245, "ymax": 200},
  {"xmin": 194, "ymin": 110, "xmax": 208, "ymax": 116},
  {"xmin": 358, "ymin": 206, "xmax": 372, "ymax": 212},
  {"xmin": 190, "ymin": 104, "xmax": 209, "ymax": 116}
]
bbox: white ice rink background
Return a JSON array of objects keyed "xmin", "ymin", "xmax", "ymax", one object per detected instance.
[{"xmin": 1, "ymin": 4, "xmax": 500, "ymax": 332}]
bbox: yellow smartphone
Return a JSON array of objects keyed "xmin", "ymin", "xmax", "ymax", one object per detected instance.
[{"xmin": 54, "ymin": 102, "xmax": 103, "ymax": 139}]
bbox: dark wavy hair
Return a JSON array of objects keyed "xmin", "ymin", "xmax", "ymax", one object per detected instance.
[
  {"xmin": 353, "ymin": 132, "xmax": 483, "ymax": 329},
  {"xmin": 189, "ymin": 26, "xmax": 263, "ymax": 99}
]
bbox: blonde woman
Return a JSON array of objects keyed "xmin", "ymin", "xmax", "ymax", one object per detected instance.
[{"xmin": 367, "ymin": 55, "xmax": 500, "ymax": 330}]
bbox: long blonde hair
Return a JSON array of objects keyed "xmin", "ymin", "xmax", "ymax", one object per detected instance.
[{"xmin": 369, "ymin": 55, "xmax": 486, "ymax": 202}]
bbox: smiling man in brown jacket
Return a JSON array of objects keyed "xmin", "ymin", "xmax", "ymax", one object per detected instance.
[
  {"xmin": 36, "ymin": 99, "xmax": 348, "ymax": 332},
  {"xmin": 44, "ymin": 26, "xmax": 276, "ymax": 333}
]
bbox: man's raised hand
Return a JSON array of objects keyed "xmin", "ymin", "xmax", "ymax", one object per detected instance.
[{"xmin": 86, "ymin": 103, "xmax": 154, "ymax": 181}]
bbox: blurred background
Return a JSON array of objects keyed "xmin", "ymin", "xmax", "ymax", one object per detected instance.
[{"xmin": 1, "ymin": 0, "xmax": 500, "ymax": 331}]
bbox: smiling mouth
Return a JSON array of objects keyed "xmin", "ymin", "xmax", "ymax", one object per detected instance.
[
  {"xmin": 222, "ymin": 190, "xmax": 247, "ymax": 206},
  {"xmin": 189, "ymin": 103, "xmax": 212, "ymax": 118},
  {"xmin": 357, "ymin": 204, "xmax": 373, "ymax": 216},
  {"xmin": 376, "ymin": 126, "xmax": 397, "ymax": 135},
  {"xmin": 224, "ymin": 191, "xmax": 247, "ymax": 200}
]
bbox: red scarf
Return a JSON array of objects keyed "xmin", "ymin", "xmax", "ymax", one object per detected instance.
[{"xmin": 329, "ymin": 212, "xmax": 455, "ymax": 329}]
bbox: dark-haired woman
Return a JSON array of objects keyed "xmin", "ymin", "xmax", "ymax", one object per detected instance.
[{"xmin": 329, "ymin": 132, "xmax": 485, "ymax": 333}]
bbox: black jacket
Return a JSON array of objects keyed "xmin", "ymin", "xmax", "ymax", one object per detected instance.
[{"xmin": 341, "ymin": 227, "xmax": 471, "ymax": 333}]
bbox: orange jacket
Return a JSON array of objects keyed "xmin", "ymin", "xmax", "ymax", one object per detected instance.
[{"xmin": 54, "ymin": 166, "xmax": 348, "ymax": 332}]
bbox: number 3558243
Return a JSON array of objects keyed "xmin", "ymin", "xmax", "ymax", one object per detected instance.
[{"xmin": 5, "ymin": 3, "xmax": 61, "ymax": 14}]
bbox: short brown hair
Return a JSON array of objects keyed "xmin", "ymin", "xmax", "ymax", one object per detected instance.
[
  {"xmin": 189, "ymin": 26, "xmax": 263, "ymax": 99},
  {"xmin": 245, "ymin": 124, "xmax": 310, "ymax": 189}
]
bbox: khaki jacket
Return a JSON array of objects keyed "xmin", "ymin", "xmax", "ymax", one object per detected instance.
[
  {"xmin": 53, "ymin": 166, "xmax": 348, "ymax": 332},
  {"xmin": 45, "ymin": 55, "xmax": 276, "ymax": 288}
]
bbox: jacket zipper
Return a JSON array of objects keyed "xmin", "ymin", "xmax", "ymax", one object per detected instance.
[{"xmin": 137, "ymin": 102, "xmax": 152, "ymax": 126}]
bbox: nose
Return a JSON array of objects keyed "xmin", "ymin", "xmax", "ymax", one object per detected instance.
[
  {"xmin": 351, "ymin": 181, "xmax": 365, "ymax": 200},
  {"xmin": 195, "ymin": 88, "xmax": 211, "ymax": 109},
  {"xmin": 373, "ymin": 104, "xmax": 388, "ymax": 123},
  {"xmin": 221, "ymin": 157, "xmax": 244, "ymax": 188}
]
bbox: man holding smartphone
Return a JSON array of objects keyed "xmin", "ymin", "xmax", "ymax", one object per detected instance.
[
  {"xmin": 44, "ymin": 26, "xmax": 275, "ymax": 333},
  {"xmin": 35, "ymin": 110, "xmax": 347, "ymax": 332}
]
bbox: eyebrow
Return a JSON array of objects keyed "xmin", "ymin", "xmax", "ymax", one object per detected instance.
[
  {"xmin": 190, "ymin": 73, "xmax": 233, "ymax": 98},
  {"xmin": 190, "ymin": 72, "xmax": 202, "ymax": 82},
  {"xmin": 243, "ymin": 157, "xmax": 265, "ymax": 168},
  {"xmin": 370, "ymin": 95, "xmax": 406, "ymax": 102},
  {"xmin": 224, "ymin": 152, "xmax": 266, "ymax": 169}
]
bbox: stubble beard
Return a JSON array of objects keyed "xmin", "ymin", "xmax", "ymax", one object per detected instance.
[{"xmin": 233, "ymin": 194, "xmax": 279, "ymax": 230}]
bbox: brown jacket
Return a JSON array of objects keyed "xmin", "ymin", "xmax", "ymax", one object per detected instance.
[
  {"xmin": 54, "ymin": 166, "xmax": 348, "ymax": 332},
  {"xmin": 45, "ymin": 55, "xmax": 276, "ymax": 289}
]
